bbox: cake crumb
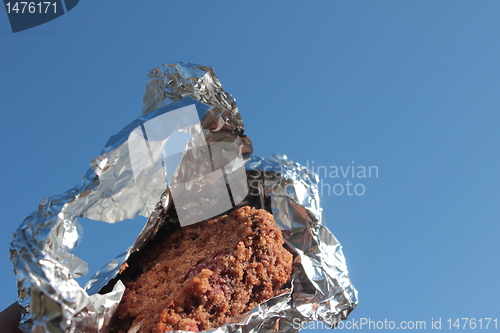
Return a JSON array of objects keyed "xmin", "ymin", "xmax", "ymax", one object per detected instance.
[{"xmin": 110, "ymin": 206, "xmax": 293, "ymax": 333}]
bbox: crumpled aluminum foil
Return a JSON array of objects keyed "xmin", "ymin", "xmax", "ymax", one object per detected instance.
[{"xmin": 10, "ymin": 62, "xmax": 358, "ymax": 333}]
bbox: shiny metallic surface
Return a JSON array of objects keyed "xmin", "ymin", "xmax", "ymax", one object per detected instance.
[
  {"xmin": 10, "ymin": 63, "xmax": 357, "ymax": 333},
  {"xmin": 245, "ymin": 154, "xmax": 358, "ymax": 328}
]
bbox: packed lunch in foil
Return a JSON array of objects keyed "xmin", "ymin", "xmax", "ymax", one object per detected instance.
[{"xmin": 10, "ymin": 62, "xmax": 358, "ymax": 333}]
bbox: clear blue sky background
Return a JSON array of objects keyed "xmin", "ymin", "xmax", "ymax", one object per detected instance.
[{"xmin": 1, "ymin": 2, "xmax": 499, "ymax": 332}]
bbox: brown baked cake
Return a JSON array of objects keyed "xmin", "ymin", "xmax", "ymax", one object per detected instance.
[{"xmin": 109, "ymin": 206, "xmax": 293, "ymax": 333}]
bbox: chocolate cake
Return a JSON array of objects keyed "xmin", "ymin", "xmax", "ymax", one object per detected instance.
[{"xmin": 109, "ymin": 206, "xmax": 293, "ymax": 333}]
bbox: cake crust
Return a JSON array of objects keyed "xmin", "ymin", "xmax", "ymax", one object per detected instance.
[{"xmin": 110, "ymin": 206, "xmax": 293, "ymax": 333}]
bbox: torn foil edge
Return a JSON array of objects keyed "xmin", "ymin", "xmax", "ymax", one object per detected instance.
[{"xmin": 10, "ymin": 62, "xmax": 357, "ymax": 333}]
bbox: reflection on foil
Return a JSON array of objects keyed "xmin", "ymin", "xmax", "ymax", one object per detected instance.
[{"xmin": 10, "ymin": 62, "xmax": 357, "ymax": 333}]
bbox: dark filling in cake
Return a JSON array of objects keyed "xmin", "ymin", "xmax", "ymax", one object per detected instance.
[{"xmin": 109, "ymin": 206, "xmax": 293, "ymax": 333}]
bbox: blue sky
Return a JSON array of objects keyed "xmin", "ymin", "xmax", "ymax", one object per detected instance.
[{"xmin": 1, "ymin": 1, "xmax": 500, "ymax": 332}]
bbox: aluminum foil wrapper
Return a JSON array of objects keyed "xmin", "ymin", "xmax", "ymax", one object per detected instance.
[{"xmin": 11, "ymin": 62, "xmax": 358, "ymax": 333}]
